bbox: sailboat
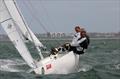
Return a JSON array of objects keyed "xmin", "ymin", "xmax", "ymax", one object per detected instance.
[{"xmin": 0, "ymin": 0, "xmax": 80, "ymax": 75}]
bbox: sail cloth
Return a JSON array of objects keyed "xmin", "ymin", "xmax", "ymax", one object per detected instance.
[
  {"xmin": 3, "ymin": 0, "xmax": 44, "ymax": 47},
  {"xmin": 0, "ymin": 0, "xmax": 37, "ymax": 68}
]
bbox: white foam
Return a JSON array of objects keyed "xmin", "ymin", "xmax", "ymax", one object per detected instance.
[
  {"xmin": 78, "ymin": 64, "xmax": 93, "ymax": 72},
  {"xmin": 115, "ymin": 64, "xmax": 120, "ymax": 70},
  {"xmin": 0, "ymin": 59, "xmax": 26, "ymax": 72}
]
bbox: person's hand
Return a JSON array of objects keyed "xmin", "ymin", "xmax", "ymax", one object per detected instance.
[{"xmin": 63, "ymin": 43, "xmax": 71, "ymax": 50}]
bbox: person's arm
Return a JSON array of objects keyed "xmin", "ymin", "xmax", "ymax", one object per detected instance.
[
  {"xmin": 71, "ymin": 41, "xmax": 78, "ymax": 46},
  {"xmin": 77, "ymin": 37, "xmax": 86, "ymax": 44},
  {"xmin": 70, "ymin": 38, "xmax": 86, "ymax": 46}
]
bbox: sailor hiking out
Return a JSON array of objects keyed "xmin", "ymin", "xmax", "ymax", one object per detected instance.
[
  {"xmin": 50, "ymin": 26, "xmax": 90, "ymax": 55},
  {"xmin": 69, "ymin": 26, "xmax": 90, "ymax": 55}
]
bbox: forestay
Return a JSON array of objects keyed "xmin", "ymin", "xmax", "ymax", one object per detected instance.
[{"xmin": 0, "ymin": 0, "xmax": 37, "ymax": 68}]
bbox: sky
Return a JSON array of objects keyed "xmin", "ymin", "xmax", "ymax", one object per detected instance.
[{"xmin": 0, "ymin": 0, "xmax": 120, "ymax": 34}]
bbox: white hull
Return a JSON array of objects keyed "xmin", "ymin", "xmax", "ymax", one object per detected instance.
[{"xmin": 34, "ymin": 51, "xmax": 80, "ymax": 75}]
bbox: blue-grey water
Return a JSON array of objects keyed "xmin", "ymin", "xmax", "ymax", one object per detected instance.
[{"xmin": 0, "ymin": 39, "xmax": 120, "ymax": 79}]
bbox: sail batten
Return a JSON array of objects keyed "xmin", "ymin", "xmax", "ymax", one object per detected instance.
[{"xmin": 0, "ymin": 18, "xmax": 12, "ymax": 23}]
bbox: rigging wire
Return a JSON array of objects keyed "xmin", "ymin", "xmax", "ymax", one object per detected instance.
[
  {"xmin": 30, "ymin": 0, "xmax": 51, "ymax": 32},
  {"xmin": 27, "ymin": 0, "xmax": 62, "ymax": 46},
  {"xmin": 23, "ymin": 1, "xmax": 60, "ymax": 47},
  {"xmin": 13, "ymin": 0, "xmax": 42, "ymax": 52},
  {"xmin": 13, "ymin": 0, "xmax": 35, "ymax": 44},
  {"xmin": 13, "ymin": 0, "xmax": 44, "ymax": 59},
  {"xmin": 22, "ymin": 0, "xmax": 48, "ymax": 32},
  {"xmin": 22, "ymin": 0, "xmax": 54, "ymax": 48},
  {"xmin": 39, "ymin": 0, "xmax": 56, "ymax": 30},
  {"xmin": 0, "ymin": 27, "xmax": 1, "ymax": 34}
]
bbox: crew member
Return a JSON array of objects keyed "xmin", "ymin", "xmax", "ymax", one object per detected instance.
[
  {"xmin": 69, "ymin": 27, "xmax": 90, "ymax": 55},
  {"xmin": 71, "ymin": 26, "xmax": 81, "ymax": 46}
]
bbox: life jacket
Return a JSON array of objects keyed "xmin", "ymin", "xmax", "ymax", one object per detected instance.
[{"xmin": 78, "ymin": 35, "xmax": 90, "ymax": 49}]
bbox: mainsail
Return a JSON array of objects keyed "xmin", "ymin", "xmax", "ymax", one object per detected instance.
[{"xmin": 0, "ymin": 0, "xmax": 37, "ymax": 68}]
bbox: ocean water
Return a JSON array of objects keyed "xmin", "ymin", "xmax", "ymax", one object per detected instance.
[{"xmin": 0, "ymin": 39, "xmax": 120, "ymax": 79}]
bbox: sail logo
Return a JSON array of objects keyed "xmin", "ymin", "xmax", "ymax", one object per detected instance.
[
  {"xmin": 7, "ymin": 24, "xmax": 12, "ymax": 29},
  {"xmin": 46, "ymin": 64, "xmax": 52, "ymax": 70}
]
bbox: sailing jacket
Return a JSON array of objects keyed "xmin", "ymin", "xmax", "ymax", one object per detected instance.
[
  {"xmin": 71, "ymin": 32, "xmax": 81, "ymax": 46},
  {"xmin": 71, "ymin": 33, "xmax": 90, "ymax": 52}
]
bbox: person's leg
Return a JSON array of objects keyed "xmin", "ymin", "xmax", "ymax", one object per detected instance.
[
  {"xmin": 76, "ymin": 51, "xmax": 84, "ymax": 55},
  {"xmin": 69, "ymin": 46, "xmax": 77, "ymax": 52}
]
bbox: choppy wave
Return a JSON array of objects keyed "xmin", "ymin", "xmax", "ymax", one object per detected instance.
[
  {"xmin": 0, "ymin": 39, "xmax": 120, "ymax": 79},
  {"xmin": 0, "ymin": 59, "xmax": 26, "ymax": 72}
]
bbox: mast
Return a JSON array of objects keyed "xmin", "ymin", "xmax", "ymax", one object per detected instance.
[{"xmin": 3, "ymin": 0, "xmax": 44, "ymax": 59}]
